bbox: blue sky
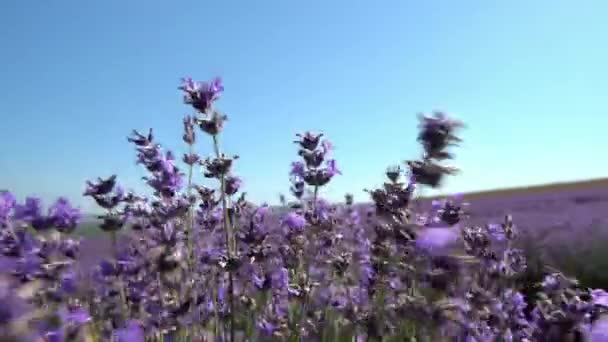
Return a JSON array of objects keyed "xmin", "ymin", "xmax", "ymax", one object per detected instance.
[{"xmin": 1, "ymin": 0, "xmax": 607, "ymax": 213}]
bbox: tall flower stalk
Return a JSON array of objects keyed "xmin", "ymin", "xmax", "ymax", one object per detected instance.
[{"xmin": 180, "ymin": 76, "xmax": 239, "ymax": 342}]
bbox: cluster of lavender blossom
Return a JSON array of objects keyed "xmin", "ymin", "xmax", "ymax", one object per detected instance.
[{"xmin": 1, "ymin": 76, "xmax": 608, "ymax": 342}]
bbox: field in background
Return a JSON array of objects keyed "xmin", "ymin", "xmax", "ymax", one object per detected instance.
[
  {"xmin": 77, "ymin": 177, "xmax": 608, "ymax": 287},
  {"xmin": 429, "ymin": 177, "xmax": 608, "ymax": 288}
]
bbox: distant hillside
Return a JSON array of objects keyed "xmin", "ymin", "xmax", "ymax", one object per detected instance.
[
  {"xmin": 423, "ymin": 177, "xmax": 608, "ymax": 201},
  {"xmin": 79, "ymin": 178, "xmax": 608, "ymax": 218}
]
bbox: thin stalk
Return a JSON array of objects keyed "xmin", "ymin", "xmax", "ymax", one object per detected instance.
[
  {"xmin": 228, "ymin": 272, "xmax": 236, "ymax": 342},
  {"xmin": 185, "ymin": 143, "xmax": 200, "ymax": 338},
  {"xmin": 212, "ymin": 134, "xmax": 236, "ymax": 342},
  {"xmin": 293, "ymin": 185, "xmax": 319, "ymax": 341},
  {"xmin": 110, "ymin": 230, "xmax": 128, "ymax": 325},
  {"xmin": 186, "ymin": 143, "xmax": 196, "ymax": 269},
  {"xmin": 312, "ymin": 186, "xmax": 319, "ymax": 212},
  {"xmin": 212, "ymin": 135, "xmax": 233, "ymax": 255},
  {"xmin": 212, "ymin": 275, "xmax": 221, "ymax": 340}
]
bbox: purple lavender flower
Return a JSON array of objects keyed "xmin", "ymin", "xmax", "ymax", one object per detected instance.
[
  {"xmin": 60, "ymin": 271, "xmax": 78, "ymax": 295},
  {"xmin": 58, "ymin": 305, "xmax": 91, "ymax": 325},
  {"xmin": 45, "ymin": 330, "xmax": 64, "ymax": 342},
  {"xmin": 182, "ymin": 152, "xmax": 200, "ymax": 165},
  {"xmin": 325, "ymin": 159, "xmax": 341, "ymax": 177},
  {"xmin": 282, "ymin": 212, "xmax": 306, "ymax": 232},
  {"xmin": 486, "ymin": 223, "xmax": 506, "ymax": 241},
  {"xmin": 290, "ymin": 161, "xmax": 306, "ymax": 179},
  {"xmin": 13, "ymin": 196, "xmax": 42, "ymax": 222},
  {"xmin": 415, "ymin": 226, "xmax": 462, "ymax": 256},
  {"xmin": 225, "ymin": 175, "xmax": 242, "ymax": 196},
  {"xmin": 321, "ymin": 139, "xmax": 333, "ymax": 154},
  {"xmin": 591, "ymin": 289, "xmax": 608, "ymax": 308},
  {"xmin": 253, "ymin": 205, "xmax": 270, "ymax": 222},
  {"xmin": 83, "ymin": 175, "xmax": 117, "ymax": 196},
  {"xmin": 298, "ymin": 149, "xmax": 326, "ymax": 168},
  {"xmin": 294, "ymin": 131, "xmax": 323, "ymax": 151},
  {"xmin": 0, "ymin": 191, "xmax": 16, "ymax": 225},
  {"xmin": 540, "ymin": 274, "xmax": 560, "ymax": 292},
  {"xmin": 114, "ymin": 319, "xmax": 145, "ymax": 342},
  {"xmin": 12, "ymin": 196, "xmax": 59, "ymax": 231},
  {"xmin": 590, "ymin": 315, "xmax": 608, "ymax": 342},
  {"xmin": 258, "ymin": 319, "xmax": 277, "ymax": 336},
  {"xmin": 417, "ymin": 111, "xmax": 463, "ymax": 160},
  {"xmin": 179, "ymin": 76, "xmax": 224, "ymax": 113},
  {"xmin": 182, "ymin": 115, "xmax": 196, "ymax": 144},
  {"xmin": 48, "ymin": 197, "xmax": 81, "ymax": 233},
  {"xmin": 271, "ymin": 267, "xmax": 290, "ymax": 290}
]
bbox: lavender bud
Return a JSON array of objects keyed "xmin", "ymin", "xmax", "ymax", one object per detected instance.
[
  {"xmin": 182, "ymin": 115, "xmax": 196, "ymax": 144},
  {"xmin": 196, "ymin": 110, "xmax": 227, "ymax": 136},
  {"xmin": 386, "ymin": 165, "xmax": 402, "ymax": 183},
  {"xmin": 294, "ymin": 131, "xmax": 323, "ymax": 151},
  {"xmin": 202, "ymin": 155, "xmax": 237, "ymax": 178},
  {"xmin": 182, "ymin": 153, "xmax": 200, "ymax": 165},
  {"xmin": 344, "ymin": 193, "xmax": 354, "ymax": 206},
  {"xmin": 179, "ymin": 76, "xmax": 224, "ymax": 114},
  {"xmin": 83, "ymin": 175, "xmax": 117, "ymax": 197},
  {"xmin": 225, "ymin": 176, "xmax": 242, "ymax": 196},
  {"xmin": 407, "ymin": 160, "xmax": 457, "ymax": 188},
  {"xmin": 127, "ymin": 129, "xmax": 153, "ymax": 147}
]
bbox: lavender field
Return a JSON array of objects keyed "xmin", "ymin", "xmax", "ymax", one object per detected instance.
[
  {"xmin": 2, "ymin": 75, "xmax": 608, "ymax": 342},
  {"xmin": 77, "ymin": 178, "xmax": 608, "ymax": 290},
  {"xmin": 429, "ymin": 179, "xmax": 608, "ymax": 288}
]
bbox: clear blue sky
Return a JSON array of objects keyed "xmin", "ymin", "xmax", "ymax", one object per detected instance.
[{"xmin": 1, "ymin": 0, "xmax": 607, "ymax": 213}]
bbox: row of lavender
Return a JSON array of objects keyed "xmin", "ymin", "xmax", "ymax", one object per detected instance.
[{"xmin": 1, "ymin": 76, "xmax": 607, "ymax": 341}]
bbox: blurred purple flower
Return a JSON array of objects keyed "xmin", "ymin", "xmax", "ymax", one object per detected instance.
[
  {"xmin": 321, "ymin": 139, "xmax": 334, "ymax": 154},
  {"xmin": 541, "ymin": 274, "xmax": 560, "ymax": 292},
  {"xmin": 225, "ymin": 175, "xmax": 242, "ymax": 196},
  {"xmin": 252, "ymin": 273, "xmax": 270, "ymax": 290},
  {"xmin": 592, "ymin": 289, "xmax": 608, "ymax": 308},
  {"xmin": 415, "ymin": 226, "xmax": 462, "ymax": 256},
  {"xmin": 348, "ymin": 210, "xmax": 361, "ymax": 226},
  {"xmin": 58, "ymin": 306, "xmax": 91, "ymax": 325},
  {"xmin": 182, "ymin": 115, "xmax": 196, "ymax": 145},
  {"xmin": 271, "ymin": 267, "xmax": 290, "ymax": 291},
  {"xmin": 60, "ymin": 272, "xmax": 78, "ymax": 295},
  {"xmin": 253, "ymin": 205, "xmax": 270, "ymax": 222},
  {"xmin": 590, "ymin": 315, "xmax": 608, "ymax": 342},
  {"xmin": 115, "ymin": 319, "xmax": 145, "ymax": 342},
  {"xmin": 417, "ymin": 111, "xmax": 463, "ymax": 160},
  {"xmin": 290, "ymin": 161, "xmax": 305, "ymax": 179},
  {"xmin": 48, "ymin": 197, "xmax": 81, "ymax": 233},
  {"xmin": 258, "ymin": 319, "xmax": 276, "ymax": 336},
  {"xmin": 486, "ymin": 223, "xmax": 506, "ymax": 241},
  {"xmin": 294, "ymin": 131, "xmax": 323, "ymax": 151},
  {"xmin": 45, "ymin": 330, "xmax": 64, "ymax": 342},
  {"xmin": 83, "ymin": 175, "xmax": 117, "ymax": 196},
  {"xmin": 14, "ymin": 196, "xmax": 42, "ymax": 222},
  {"xmin": 0, "ymin": 191, "xmax": 15, "ymax": 225},
  {"xmin": 282, "ymin": 212, "xmax": 306, "ymax": 232},
  {"xmin": 325, "ymin": 159, "xmax": 341, "ymax": 177}
]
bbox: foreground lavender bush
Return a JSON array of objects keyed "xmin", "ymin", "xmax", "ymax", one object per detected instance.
[{"xmin": 1, "ymin": 76, "xmax": 607, "ymax": 341}]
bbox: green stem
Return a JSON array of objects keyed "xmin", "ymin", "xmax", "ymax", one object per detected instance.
[
  {"xmin": 312, "ymin": 186, "xmax": 319, "ymax": 212},
  {"xmin": 186, "ymin": 143, "xmax": 196, "ymax": 268},
  {"xmin": 185, "ymin": 143, "xmax": 200, "ymax": 338},
  {"xmin": 213, "ymin": 276, "xmax": 221, "ymax": 340},
  {"xmin": 212, "ymin": 135, "xmax": 233, "ymax": 256},
  {"xmin": 110, "ymin": 230, "xmax": 128, "ymax": 324},
  {"xmin": 293, "ymin": 185, "xmax": 319, "ymax": 341},
  {"xmin": 212, "ymin": 134, "xmax": 235, "ymax": 342}
]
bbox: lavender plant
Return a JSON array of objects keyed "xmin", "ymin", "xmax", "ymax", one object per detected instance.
[{"xmin": 1, "ymin": 76, "xmax": 607, "ymax": 342}]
